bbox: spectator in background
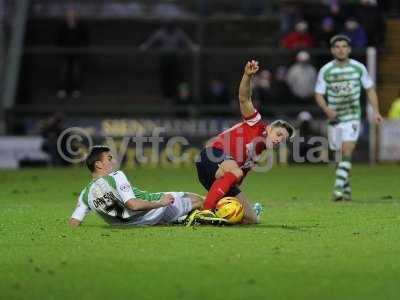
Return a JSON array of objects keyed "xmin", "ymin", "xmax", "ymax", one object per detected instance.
[
  {"xmin": 140, "ymin": 21, "xmax": 198, "ymax": 101},
  {"xmin": 324, "ymin": 0, "xmax": 345, "ymax": 31},
  {"xmin": 175, "ymin": 81, "xmax": 192, "ymax": 117},
  {"xmin": 286, "ymin": 51, "xmax": 317, "ymax": 103},
  {"xmin": 357, "ymin": 0, "xmax": 385, "ymax": 46},
  {"xmin": 56, "ymin": 7, "xmax": 89, "ymax": 100},
  {"xmin": 270, "ymin": 66, "xmax": 293, "ymax": 104},
  {"xmin": 241, "ymin": 0, "xmax": 266, "ymax": 16},
  {"xmin": 253, "ymin": 70, "xmax": 272, "ymax": 104},
  {"xmin": 316, "ymin": 17, "xmax": 337, "ymax": 47},
  {"xmin": 296, "ymin": 111, "xmax": 325, "ymax": 162},
  {"xmin": 341, "ymin": 18, "xmax": 367, "ymax": 48},
  {"xmin": 40, "ymin": 112, "xmax": 66, "ymax": 166},
  {"xmin": 297, "ymin": 110, "xmax": 313, "ymax": 156},
  {"xmin": 388, "ymin": 92, "xmax": 400, "ymax": 120},
  {"xmin": 279, "ymin": 4, "xmax": 303, "ymax": 34},
  {"xmin": 151, "ymin": 0, "xmax": 189, "ymax": 18},
  {"xmin": 176, "ymin": 81, "xmax": 191, "ymax": 105},
  {"xmin": 297, "ymin": 110, "xmax": 314, "ymax": 139},
  {"xmin": 205, "ymin": 79, "xmax": 230, "ymax": 105},
  {"xmin": 103, "ymin": 1, "xmax": 144, "ymax": 17},
  {"xmin": 360, "ymin": 0, "xmax": 378, "ymax": 5},
  {"xmin": 280, "ymin": 20, "xmax": 314, "ymax": 50},
  {"xmin": 324, "ymin": 0, "xmax": 341, "ymax": 15}
]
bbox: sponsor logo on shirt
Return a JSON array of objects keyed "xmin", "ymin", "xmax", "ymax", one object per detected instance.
[{"xmin": 119, "ymin": 183, "xmax": 131, "ymax": 192}]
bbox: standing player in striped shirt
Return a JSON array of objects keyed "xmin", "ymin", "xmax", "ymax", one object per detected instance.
[{"xmin": 315, "ymin": 35, "xmax": 383, "ymax": 201}]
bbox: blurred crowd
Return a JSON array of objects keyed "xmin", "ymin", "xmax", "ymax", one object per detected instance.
[
  {"xmin": 4, "ymin": 0, "xmax": 397, "ymax": 114},
  {"xmin": 203, "ymin": 50, "xmax": 318, "ymax": 109},
  {"xmin": 103, "ymin": 1, "xmax": 381, "ymax": 107},
  {"xmin": 279, "ymin": 0, "xmax": 384, "ymax": 49}
]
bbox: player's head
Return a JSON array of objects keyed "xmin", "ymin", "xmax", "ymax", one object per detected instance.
[
  {"xmin": 86, "ymin": 145, "xmax": 116, "ymax": 175},
  {"xmin": 330, "ymin": 35, "xmax": 351, "ymax": 61},
  {"xmin": 266, "ymin": 120, "xmax": 295, "ymax": 149}
]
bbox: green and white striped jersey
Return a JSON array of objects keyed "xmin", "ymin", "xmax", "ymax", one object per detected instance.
[
  {"xmin": 315, "ymin": 59, "xmax": 374, "ymax": 123},
  {"xmin": 71, "ymin": 171, "xmax": 164, "ymax": 225}
]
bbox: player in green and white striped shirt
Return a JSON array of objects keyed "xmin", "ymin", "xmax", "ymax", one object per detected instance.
[
  {"xmin": 315, "ymin": 35, "xmax": 383, "ymax": 201},
  {"xmin": 69, "ymin": 146, "xmax": 203, "ymax": 226}
]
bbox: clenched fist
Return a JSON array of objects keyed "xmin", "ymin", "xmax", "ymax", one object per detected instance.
[
  {"xmin": 159, "ymin": 194, "xmax": 175, "ymax": 207},
  {"xmin": 244, "ymin": 60, "xmax": 260, "ymax": 76}
]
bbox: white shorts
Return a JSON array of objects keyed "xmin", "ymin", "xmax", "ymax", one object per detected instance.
[
  {"xmin": 160, "ymin": 192, "xmax": 193, "ymax": 224},
  {"xmin": 327, "ymin": 120, "xmax": 361, "ymax": 151},
  {"xmin": 121, "ymin": 192, "xmax": 192, "ymax": 226}
]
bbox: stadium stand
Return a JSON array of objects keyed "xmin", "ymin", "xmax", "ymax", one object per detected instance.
[{"xmin": 0, "ymin": 0, "xmax": 398, "ymax": 134}]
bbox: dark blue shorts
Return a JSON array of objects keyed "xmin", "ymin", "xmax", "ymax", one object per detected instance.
[{"xmin": 195, "ymin": 147, "xmax": 241, "ymax": 197}]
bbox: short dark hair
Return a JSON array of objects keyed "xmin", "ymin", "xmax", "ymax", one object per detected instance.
[
  {"xmin": 330, "ymin": 35, "xmax": 351, "ymax": 47},
  {"xmin": 270, "ymin": 120, "xmax": 296, "ymax": 141},
  {"xmin": 86, "ymin": 145, "xmax": 110, "ymax": 172}
]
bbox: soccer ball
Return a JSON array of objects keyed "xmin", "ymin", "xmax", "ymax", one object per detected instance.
[{"xmin": 215, "ymin": 197, "xmax": 244, "ymax": 224}]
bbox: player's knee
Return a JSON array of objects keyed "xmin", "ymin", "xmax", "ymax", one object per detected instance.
[
  {"xmin": 341, "ymin": 143, "xmax": 355, "ymax": 157},
  {"xmin": 230, "ymin": 168, "xmax": 243, "ymax": 180},
  {"xmin": 342, "ymin": 148, "xmax": 353, "ymax": 158}
]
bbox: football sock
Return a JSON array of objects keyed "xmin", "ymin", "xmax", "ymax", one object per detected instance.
[
  {"xmin": 343, "ymin": 181, "xmax": 351, "ymax": 195},
  {"xmin": 334, "ymin": 155, "xmax": 352, "ymax": 191},
  {"xmin": 203, "ymin": 172, "xmax": 239, "ymax": 210}
]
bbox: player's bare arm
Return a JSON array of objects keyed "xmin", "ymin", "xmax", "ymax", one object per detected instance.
[
  {"xmin": 239, "ymin": 60, "xmax": 259, "ymax": 117},
  {"xmin": 210, "ymin": 60, "xmax": 261, "ymax": 184},
  {"xmin": 69, "ymin": 218, "xmax": 81, "ymax": 227},
  {"xmin": 315, "ymin": 93, "xmax": 337, "ymax": 120},
  {"xmin": 125, "ymin": 194, "xmax": 175, "ymax": 211},
  {"xmin": 366, "ymin": 88, "xmax": 383, "ymax": 124},
  {"xmin": 68, "ymin": 195, "xmax": 175, "ymax": 226}
]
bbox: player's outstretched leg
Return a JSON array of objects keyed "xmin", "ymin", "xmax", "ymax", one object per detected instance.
[
  {"xmin": 202, "ymin": 160, "xmax": 243, "ymax": 210},
  {"xmin": 186, "ymin": 192, "xmax": 204, "ymax": 209}
]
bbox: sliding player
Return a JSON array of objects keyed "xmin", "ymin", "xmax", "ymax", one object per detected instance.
[
  {"xmin": 69, "ymin": 146, "xmax": 203, "ymax": 226},
  {"xmin": 315, "ymin": 35, "xmax": 382, "ymax": 201},
  {"xmin": 195, "ymin": 60, "xmax": 295, "ymax": 224}
]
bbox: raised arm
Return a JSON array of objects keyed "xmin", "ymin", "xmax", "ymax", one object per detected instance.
[{"xmin": 239, "ymin": 60, "xmax": 259, "ymax": 118}]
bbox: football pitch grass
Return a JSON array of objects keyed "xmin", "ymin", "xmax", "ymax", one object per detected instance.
[{"xmin": 1, "ymin": 165, "xmax": 399, "ymax": 300}]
